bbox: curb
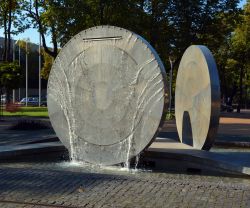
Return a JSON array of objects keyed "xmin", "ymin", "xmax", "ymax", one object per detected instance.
[{"xmin": 214, "ymin": 141, "xmax": 250, "ymax": 148}]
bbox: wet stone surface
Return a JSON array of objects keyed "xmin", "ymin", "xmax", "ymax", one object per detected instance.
[
  {"xmin": 47, "ymin": 26, "xmax": 167, "ymax": 165},
  {"xmin": 175, "ymin": 45, "xmax": 220, "ymax": 150},
  {"xmin": 0, "ymin": 162, "xmax": 249, "ymax": 208}
]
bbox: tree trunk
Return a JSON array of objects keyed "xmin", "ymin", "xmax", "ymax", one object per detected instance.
[
  {"xmin": 150, "ymin": 0, "xmax": 158, "ymax": 47},
  {"xmin": 7, "ymin": 0, "xmax": 12, "ymax": 62},
  {"xmin": 3, "ymin": 10, "xmax": 8, "ymax": 61},
  {"xmin": 34, "ymin": 0, "xmax": 58, "ymax": 59},
  {"xmin": 51, "ymin": 25, "xmax": 58, "ymax": 57},
  {"xmin": 6, "ymin": 88, "xmax": 11, "ymax": 104},
  {"xmin": 245, "ymin": 68, "xmax": 248, "ymax": 109},
  {"xmin": 237, "ymin": 67, "xmax": 243, "ymax": 113},
  {"xmin": 139, "ymin": 0, "xmax": 145, "ymax": 34},
  {"xmin": 40, "ymin": 32, "xmax": 58, "ymax": 59},
  {"xmin": 99, "ymin": 0, "xmax": 105, "ymax": 25}
]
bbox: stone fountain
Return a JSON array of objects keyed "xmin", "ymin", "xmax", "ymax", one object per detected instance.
[
  {"xmin": 47, "ymin": 26, "xmax": 220, "ymax": 166},
  {"xmin": 47, "ymin": 26, "xmax": 168, "ymax": 166}
]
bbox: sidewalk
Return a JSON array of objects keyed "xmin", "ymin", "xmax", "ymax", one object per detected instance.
[
  {"xmin": 0, "ymin": 162, "xmax": 249, "ymax": 208},
  {"xmin": 160, "ymin": 110, "xmax": 250, "ymax": 146}
]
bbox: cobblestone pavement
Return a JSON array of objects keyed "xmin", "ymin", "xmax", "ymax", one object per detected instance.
[{"xmin": 0, "ymin": 162, "xmax": 250, "ymax": 208}]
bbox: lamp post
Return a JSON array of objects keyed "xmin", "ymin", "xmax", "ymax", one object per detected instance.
[
  {"xmin": 25, "ymin": 40, "xmax": 28, "ymax": 107},
  {"xmin": 39, "ymin": 34, "xmax": 41, "ymax": 107},
  {"xmin": 13, "ymin": 39, "xmax": 15, "ymax": 61},
  {"xmin": 18, "ymin": 40, "xmax": 21, "ymax": 101},
  {"xmin": 169, "ymin": 57, "xmax": 174, "ymax": 113},
  {"xmin": 12, "ymin": 39, "xmax": 15, "ymax": 104}
]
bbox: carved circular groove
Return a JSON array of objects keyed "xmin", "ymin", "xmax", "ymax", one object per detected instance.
[
  {"xmin": 47, "ymin": 26, "xmax": 167, "ymax": 165},
  {"xmin": 175, "ymin": 45, "xmax": 220, "ymax": 150}
]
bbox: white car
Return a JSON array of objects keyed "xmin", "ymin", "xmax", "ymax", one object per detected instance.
[{"xmin": 20, "ymin": 97, "xmax": 39, "ymax": 106}]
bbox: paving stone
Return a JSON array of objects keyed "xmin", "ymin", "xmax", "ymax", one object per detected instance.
[{"xmin": 0, "ymin": 164, "xmax": 249, "ymax": 208}]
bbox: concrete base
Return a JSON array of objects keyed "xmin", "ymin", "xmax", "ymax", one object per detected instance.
[
  {"xmin": 142, "ymin": 138, "xmax": 250, "ymax": 175},
  {"xmin": 0, "ymin": 137, "xmax": 249, "ymax": 176},
  {"xmin": 0, "ymin": 142, "xmax": 67, "ymax": 161}
]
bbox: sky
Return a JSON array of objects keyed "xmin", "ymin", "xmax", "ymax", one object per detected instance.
[{"xmin": 0, "ymin": 0, "xmax": 247, "ymax": 46}]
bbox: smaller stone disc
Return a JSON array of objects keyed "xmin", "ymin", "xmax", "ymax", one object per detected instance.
[{"xmin": 175, "ymin": 45, "xmax": 220, "ymax": 150}]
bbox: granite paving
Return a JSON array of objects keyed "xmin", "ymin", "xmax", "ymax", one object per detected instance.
[{"xmin": 0, "ymin": 162, "xmax": 249, "ymax": 208}]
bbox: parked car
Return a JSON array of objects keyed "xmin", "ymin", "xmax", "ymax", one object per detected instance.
[
  {"xmin": 19, "ymin": 97, "xmax": 47, "ymax": 107},
  {"xmin": 20, "ymin": 97, "xmax": 39, "ymax": 106}
]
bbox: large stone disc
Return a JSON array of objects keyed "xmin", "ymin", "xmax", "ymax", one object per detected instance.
[
  {"xmin": 47, "ymin": 26, "xmax": 167, "ymax": 165},
  {"xmin": 175, "ymin": 45, "xmax": 220, "ymax": 150}
]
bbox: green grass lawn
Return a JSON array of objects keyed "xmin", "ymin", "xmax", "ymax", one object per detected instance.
[
  {"xmin": 2, "ymin": 106, "xmax": 174, "ymax": 119},
  {"xmin": 2, "ymin": 106, "xmax": 48, "ymax": 117}
]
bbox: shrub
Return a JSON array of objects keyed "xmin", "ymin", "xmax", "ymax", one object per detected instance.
[{"xmin": 5, "ymin": 103, "xmax": 20, "ymax": 113}]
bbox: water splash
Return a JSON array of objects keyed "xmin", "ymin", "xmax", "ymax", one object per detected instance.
[
  {"xmin": 57, "ymin": 160, "xmax": 147, "ymax": 175},
  {"xmin": 124, "ymin": 132, "xmax": 134, "ymax": 170},
  {"xmin": 56, "ymin": 54, "xmax": 82, "ymax": 162},
  {"xmin": 134, "ymin": 154, "xmax": 140, "ymax": 169}
]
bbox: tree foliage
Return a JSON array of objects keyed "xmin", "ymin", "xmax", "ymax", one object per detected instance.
[
  {"xmin": 41, "ymin": 48, "xmax": 53, "ymax": 80},
  {"xmin": 0, "ymin": 62, "xmax": 21, "ymax": 101},
  {"xmin": 23, "ymin": 0, "xmax": 241, "ymax": 65},
  {"xmin": 225, "ymin": 1, "xmax": 250, "ymax": 110},
  {"xmin": 0, "ymin": 0, "xmax": 249, "ymax": 108},
  {"xmin": 22, "ymin": 0, "xmax": 59, "ymax": 58},
  {"xmin": 0, "ymin": 0, "xmax": 27, "ymax": 61}
]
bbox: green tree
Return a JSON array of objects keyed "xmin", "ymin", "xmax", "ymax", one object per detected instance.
[
  {"xmin": 20, "ymin": 0, "xmax": 244, "ymax": 89},
  {"xmin": 23, "ymin": 0, "xmax": 60, "ymax": 58},
  {"xmin": 23, "ymin": 0, "xmax": 152, "ymax": 77},
  {"xmin": 227, "ymin": 1, "xmax": 250, "ymax": 111},
  {"xmin": 164, "ymin": 0, "xmax": 240, "ymax": 67},
  {"xmin": 0, "ymin": 0, "xmax": 27, "ymax": 61},
  {"xmin": 0, "ymin": 62, "xmax": 21, "ymax": 102},
  {"xmin": 41, "ymin": 48, "xmax": 54, "ymax": 80}
]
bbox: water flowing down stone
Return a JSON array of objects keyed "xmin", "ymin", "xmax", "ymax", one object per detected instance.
[{"xmin": 47, "ymin": 26, "xmax": 168, "ymax": 166}]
